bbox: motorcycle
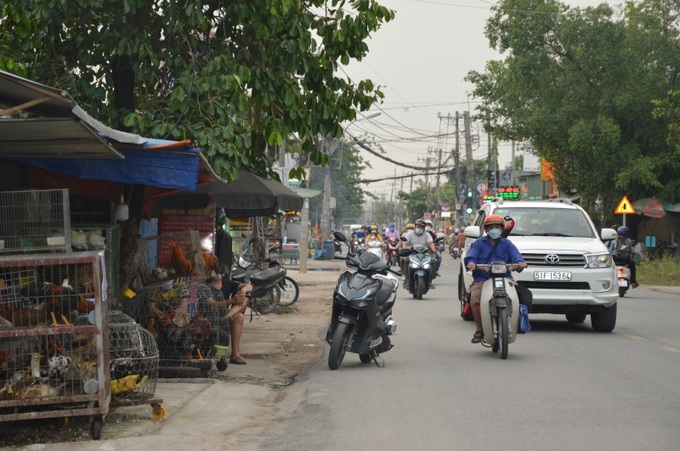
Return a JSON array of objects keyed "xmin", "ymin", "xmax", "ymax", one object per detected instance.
[
  {"xmin": 365, "ymin": 237, "xmax": 385, "ymax": 261},
  {"xmin": 231, "ymin": 253, "xmax": 289, "ymax": 314},
  {"xmin": 352, "ymin": 236, "xmax": 366, "ymax": 255},
  {"xmin": 450, "ymin": 244, "xmax": 461, "ymax": 259},
  {"xmin": 386, "ymin": 237, "xmax": 400, "ymax": 267},
  {"xmin": 326, "ymin": 231, "xmax": 400, "ymax": 370},
  {"xmin": 474, "ymin": 262, "xmax": 522, "ymax": 360},
  {"xmin": 400, "ymin": 243, "xmax": 436, "ymax": 300},
  {"xmin": 616, "ymin": 263, "xmax": 631, "ymax": 297}
]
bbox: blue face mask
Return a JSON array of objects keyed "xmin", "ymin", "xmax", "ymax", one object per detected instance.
[
  {"xmin": 415, "ymin": 228, "xmax": 424, "ymax": 236},
  {"xmin": 487, "ymin": 228, "xmax": 502, "ymax": 240}
]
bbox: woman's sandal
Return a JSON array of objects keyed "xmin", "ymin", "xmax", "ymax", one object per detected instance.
[
  {"xmin": 229, "ymin": 356, "xmax": 247, "ymax": 365},
  {"xmin": 471, "ymin": 331, "xmax": 484, "ymax": 344}
]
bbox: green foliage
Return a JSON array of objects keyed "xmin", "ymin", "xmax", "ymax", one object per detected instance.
[
  {"xmin": 0, "ymin": 0, "xmax": 394, "ymax": 181},
  {"xmin": 638, "ymin": 255, "xmax": 680, "ymax": 286},
  {"xmin": 466, "ymin": 0, "xmax": 680, "ymax": 223}
]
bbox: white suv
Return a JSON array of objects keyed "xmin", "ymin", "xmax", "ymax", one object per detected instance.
[{"xmin": 458, "ymin": 198, "xmax": 619, "ymax": 332}]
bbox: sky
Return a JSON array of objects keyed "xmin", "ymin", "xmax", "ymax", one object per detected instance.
[{"xmin": 341, "ymin": 0, "xmax": 614, "ymax": 199}]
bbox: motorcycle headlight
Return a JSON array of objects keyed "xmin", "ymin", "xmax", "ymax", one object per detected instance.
[
  {"xmin": 410, "ymin": 262, "xmax": 418, "ymax": 268},
  {"xmin": 423, "ymin": 263, "xmax": 430, "ymax": 269},
  {"xmin": 586, "ymin": 253, "xmax": 613, "ymax": 268}
]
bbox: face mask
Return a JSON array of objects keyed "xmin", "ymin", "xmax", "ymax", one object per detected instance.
[
  {"xmin": 487, "ymin": 228, "xmax": 502, "ymax": 240},
  {"xmin": 415, "ymin": 228, "xmax": 424, "ymax": 236},
  {"xmin": 425, "ymin": 226, "xmax": 432, "ymax": 232}
]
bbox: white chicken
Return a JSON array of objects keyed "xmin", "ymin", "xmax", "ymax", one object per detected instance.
[{"xmin": 87, "ymin": 229, "xmax": 106, "ymax": 250}]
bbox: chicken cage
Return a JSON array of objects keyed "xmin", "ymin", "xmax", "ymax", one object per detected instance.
[
  {"xmin": 123, "ymin": 280, "xmax": 230, "ymax": 374},
  {"xmin": 0, "ymin": 251, "xmax": 110, "ymax": 440},
  {"xmin": 107, "ymin": 310, "xmax": 165, "ymax": 419},
  {"xmin": 0, "ymin": 189, "xmax": 71, "ymax": 254},
  {"xmin": 71, "ymin": 224, "xmax": 121, "ymax": 307}
]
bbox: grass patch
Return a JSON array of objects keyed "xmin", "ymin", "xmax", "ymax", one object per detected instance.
[
  {"xmin": 637, "ymin": 255, "xmax": 680, "ymax": 286},
  {"xmin": 275, "ymin": 306, "xmax": 297, "ymax": 314}
]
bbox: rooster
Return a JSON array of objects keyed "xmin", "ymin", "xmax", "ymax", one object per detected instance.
[
  {"xmin": 201, "ymin": 253, "xmax": 227, "ymax": 279},
  {"xmin": 169, "ymin": 240, "xmax": 194, "ymax": 278}
]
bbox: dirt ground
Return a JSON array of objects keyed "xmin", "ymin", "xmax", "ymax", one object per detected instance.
[{"xmin": 0, "ymin": 265, "xmax": 341, "ymax": 448}]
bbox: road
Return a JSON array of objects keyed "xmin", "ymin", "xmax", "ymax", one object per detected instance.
[{"xmin": 257, "ymin": 255, "xmax": 680, "ymax": 451}]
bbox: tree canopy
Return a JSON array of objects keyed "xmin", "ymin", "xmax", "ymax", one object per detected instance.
[
  {"xmin": 0, "ymin": 0, "xmax": 394, "ymax": 181},
  {"xmin": 465, "ymin": 0, "xmax": 680, "ymax": 220}
]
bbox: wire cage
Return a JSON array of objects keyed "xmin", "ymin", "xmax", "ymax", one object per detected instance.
[
  {"xmin": 71, "ymin": 224, "xmax": 121, "ymax": 307},
  {"xmin": 123, "ymin": 280, "xmax": 230, "ymax": 367},
  {"xmin": 0, "ymin": 251, "xmax": 109, "ymax": 438},
  {"xmin": 107, "ymin": 311, "xmax": 159, "ymax": 403},
  {"xmin": 0, "ymin": 189, "xmax": 71, "ymax": 254},
  {"xmin": 136, "ymin": 230, "xmax": 208, "ymax": 285}
]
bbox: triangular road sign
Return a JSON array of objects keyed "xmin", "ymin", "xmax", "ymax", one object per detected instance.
[{"xmin": 615, "ymin": 195, "xmax": 636, "ymax": 214}]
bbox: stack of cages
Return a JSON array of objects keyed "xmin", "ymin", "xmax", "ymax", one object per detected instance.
[
  {"xmin": 107, "ymin": 311, "xmax": 160, "ymax": 405},
  {"xmin": 124, "ymin": 230, "xmax": 229, "ymax": 371},
  {"xmin": 0, "ymin": 189, "xmax": 71, "ymax": 254},
  {"xmin": 0, "ymin": 250, "xmax": 110, "ymax": 435},
  {"xmin": 71, "ymin": 224, "xmax": 120, "ymax": 308}
]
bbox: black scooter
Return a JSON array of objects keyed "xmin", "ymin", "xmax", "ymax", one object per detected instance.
[
  {"xmin": 399, "ymin": 236, "xmax": 444, "ymax": 300},
  {"xmin": 326, "ymin": 232, "xmax": 400, "ymax": 369}
]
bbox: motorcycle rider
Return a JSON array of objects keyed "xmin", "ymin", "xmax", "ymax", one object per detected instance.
[
  {"xmin": 424, "ymin": 220, "xmax": 442, "ymax": 277},
  {"xmin": 369, "ymin": 225, "xmax": 384, "ymax": 242},
  {"xmin": 464, "ymin": 215, "xmax": 529, "ymax": 344},
  {"xmin": 400, "ymin": 218, "xmax": 438, "ymax": 289},
  {"xmin": 385, "ymin": 223, "xmax": 399, "ymax": 240},
  {"xmin": 609, "ymin": 226, "xmax": 639, "ymax": 288},
  {"xmin": 385, "ymin": 223, "xmax": 400, "ymax": 263}
]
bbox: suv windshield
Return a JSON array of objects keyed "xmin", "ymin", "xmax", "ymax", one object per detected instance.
[{"xmin": 493, "ymin": 207, "xmax": 596, "ymax": 238}]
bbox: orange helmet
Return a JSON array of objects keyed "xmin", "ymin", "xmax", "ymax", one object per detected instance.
[{"xmin": 484, "ymin": 214, "xmax": 505, "ymax": 228}]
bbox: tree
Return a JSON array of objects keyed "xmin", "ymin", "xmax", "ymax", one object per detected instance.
[
  {"xmin": 307, "ymin": 140, "xmax": 369, "ymax": 230},
  {"xmin": 466, "ymin": 0, "xmax": 680, "ymax": 222},
  {"xmin": 0, "ymin": 0, "xmax": 393, "ymax": 291},
  {"xmin": 0, "ymin": 0, "xmax": 394, "ymax": 180}
]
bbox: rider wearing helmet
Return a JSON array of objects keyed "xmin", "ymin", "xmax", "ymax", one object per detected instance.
[
  {"xmin": 385, "ymin": 223, "xmax": 399, "ymax": 240},
  {"xmin": 464, "ymin": 214, "xmax": 528, "ymax": 344},
  {"xmin": 354, "ymin": 225, "xmax": 369, "ymax": 239},
  {"xmin": 423, "ymin": 219, "xmax": 442, "ymax": 277},
  {"xmin": 400, "ymin": 218, "xmax": 438, "ymax": 289},
  {"xmin": 609, "ymin": 226, "xmax": 638, "ymax": 288},
  {"xmin": 370, "ymin": 224, "xmax": 384, "ymax": 242}
]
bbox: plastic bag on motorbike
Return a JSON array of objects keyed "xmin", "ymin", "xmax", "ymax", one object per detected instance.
[{"xmin": 518, "ymin": 304, "xmax": 531, "ymax": 334}]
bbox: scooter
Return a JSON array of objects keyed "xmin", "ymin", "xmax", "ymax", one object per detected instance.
[
  {"xmin": 326, "ymin": 232, "xmax": 400, "ymax": 370},
  {"xmin": 400, "ymin": 243, "xmax": 436, "ymax": 300},
  {"xmin": 450, "ymin": 244, "xmax": 461, "ymax": 259},
  {"xmin": 231, "ymin": 253, "xmax": 287, "ymax": 314},
  {"xmin": 474, "ymin": 262, "xmax": 522, "ymax": 360},
  {"xmin": 616, "ymin": 263, "xmax": 631, "ymax": 297},
  {"xmin": 386, "ymin": 237, "xmax": 400, "ymax": 267},
  {"xmin": 366, "ymin": 237, "xmax": 385, "ymax": 261}
]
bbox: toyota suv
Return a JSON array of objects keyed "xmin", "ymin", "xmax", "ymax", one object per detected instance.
[{"xmin": 458, "ymin": 198, "xmax": 619, "ymax": 332}]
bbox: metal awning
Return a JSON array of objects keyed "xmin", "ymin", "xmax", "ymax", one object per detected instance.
[{"xmin": 0, "ymin": 70, "xmax": 146, "ymax": 159}]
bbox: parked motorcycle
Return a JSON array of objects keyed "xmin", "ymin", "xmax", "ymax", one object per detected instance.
[
  {"xmin": 400, "ymin": 243, "xmax": 436, "ymax": 300},
  {"xmin": 474, "ymin": 262, "xmax": 522, "ymax": 359},
  {"xmin": 386, "ymin": 237, "xmax": 400, "ymax": 267},
  {"xmin": 231, "ymin": 253, "xmax": 290, "ymax": 313},
  {"xmin": 326, "ymin": 232, "xmax": 400, "ymax": 370}
]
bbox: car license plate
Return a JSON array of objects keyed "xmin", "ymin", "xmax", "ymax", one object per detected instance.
[{"xmin": 534, "ymin": 271, "xmax": 572, "ymax": 281}]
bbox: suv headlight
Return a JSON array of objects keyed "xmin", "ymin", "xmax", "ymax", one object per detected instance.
[{"xmin": 586, "ymin": 253, "xmax": 613, "ymax": 268}]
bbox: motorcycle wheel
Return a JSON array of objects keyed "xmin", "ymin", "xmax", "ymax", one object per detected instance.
[
  {"xmin": 328, "ymin": 322, "xmax": 353, "ymax": 370},
  {"xmin": 253, "ymin": 285, "xmax": 281, "ymax": 314},
  {"xmin": 276, "ymin": 276, "xmax": 300, "ymax": 308},
  {"xmin": 416, "ymin": 275, "xmax": 424, "ymax": 300},
  {"xmin": 498, "ymin": 307, "xmax": 509, "ymax": 359},
  {"xmin": 618, "ymin": 286, "xmax": 627, "ymax": 297},
  {"xmin": 359, "ymin": 353, "xmax": 373, "ymax": 363}
]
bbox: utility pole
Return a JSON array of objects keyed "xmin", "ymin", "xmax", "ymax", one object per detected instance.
[
  {"xmin": 454, "ymin": 112, "xmax": 461, "ymax": 225},
  {"xmin": 464, "ymin": 111, "xmax": 475, "ymax": 217}
]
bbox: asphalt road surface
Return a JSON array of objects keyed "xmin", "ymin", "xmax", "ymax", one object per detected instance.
[{"xmin": 257, "ymin": 254, "xmax": 680, "ymax": 451}]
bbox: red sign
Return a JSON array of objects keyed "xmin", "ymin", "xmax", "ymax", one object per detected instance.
[{"xmin": 158, "ymin": 203, "xmax": 214, "ymax": 265}]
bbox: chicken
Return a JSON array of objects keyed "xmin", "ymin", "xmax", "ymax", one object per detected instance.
[
  {"xmin": 169, "ymin": 240, "xmax": 194, "ymax": 277},
  {"xmin": 201, "ymin": 253, "xmax": 227, "ymax": 278},
  {"xmin": 0, "ymin": 304, "xmax": 46, "ymax": 328},
  {"xmin": 30, "ymin": 352, "xmax": 71, "ymax": 380}
]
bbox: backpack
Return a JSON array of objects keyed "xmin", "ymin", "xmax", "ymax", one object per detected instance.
[{"xmin": 613, "ymin": 241, "xmax": 632, "ymax": 261}]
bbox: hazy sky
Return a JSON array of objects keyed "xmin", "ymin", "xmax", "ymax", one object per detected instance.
[{"xmin": 341, "ymin": 0, "xmax": 615, "ymax": 198}]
